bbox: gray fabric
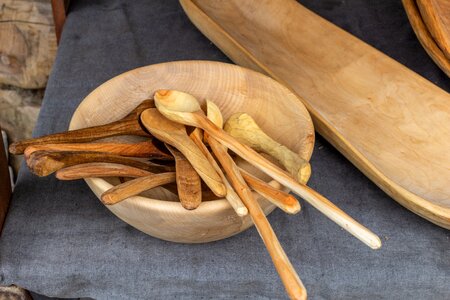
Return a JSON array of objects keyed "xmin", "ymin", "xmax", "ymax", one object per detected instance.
[{"xmin": 1, "ymin": 0, "xmax": 449, "ymax": 299}]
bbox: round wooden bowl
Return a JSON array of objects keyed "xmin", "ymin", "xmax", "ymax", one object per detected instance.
[{"xmin": 69, "ymin": 61, "xmax": 315, "ymax": 243}]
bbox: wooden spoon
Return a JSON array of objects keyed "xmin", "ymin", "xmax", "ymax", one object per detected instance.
[
  {"xmin": 189, "ymin": 128, "xmax": 248, "ymax": 216},
  {"xmin": 240, "ymin": 168, "xmax": 300, "ymax": 214},
  {"xmin": 153, "ymin": 89, "xmax": 381, "ymax": 250},
  {"xmin": 9, "ymin": 100, "xmax": 154, "ymax": 155},
  {"xmin": 56, "ymin": 162, "xmax": 152, "ymax": 180},
  {"xmin": 166, "ymin": 144, "xmax": 202, "ymax": 210},
  {"xmin": 23, "ymin": 140, "xmax": 172, "ymax": 161},
  {"xmin": 140, "ymin": 108, "xmax": 226, "ymax": 198},
  {"xmin": 205, "ymin": 100, "xmax": 307, "ymax": 300},
  {"xmin": 101, "ymin": 172, "xmax": 176, "ymax": 205},
  {"xmin": 26, "ymin": 150, "xmax": 174, "ymax": 177},
  {"xmin": 224, "ymin": 112, "xmax": 311, "ymax": 184}
]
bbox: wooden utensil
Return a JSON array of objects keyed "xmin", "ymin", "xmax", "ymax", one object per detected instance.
[
  {"xmin": 101, "ymin": 172, "xmax": 176, "ymax": 205},
  {"xmin": 225, "ymin": 112, "xmax": 311, "ymax": 184},
  {"xmin": 9, "ymin": 100, "xmax": 154, "ymax": 155},
  {"xmin": 403, "ymin": 0, "xmax": 450, "ymax": 76},
  {"xmin": 180, "ymin": 0, "xmax": 450, "ymax": 229},
  {"xmin": 206, "ymin": 101, "xmax": 299, "ymax": 214},
  {"xmin": 140, "ymin": 108, "xmax": 226, "ymax": 198},
  {"xmin": 166, "ymin": 144, "xmax": 202, "ymax": 210},
  {"xmin": 154, "ymin": 90, "xmax": 381, "ymax": 249},
  {"xmin": 205, "ymin": 100, "xmax": 307, "ymax": 300},
  {"xmin": 240, "ymin": 168, "xmax": 300, "ymax": 215},
  {"xmin": 23, "ymin": 140, "xmax": 172, "ymax": 160},
  {"xmin": 56, "ymin": 162, "xmax": 152, "ymax": 180},
  {"xmin": 70, "ymin": 60, "xmax": 314, "ymax": 243},
  {"xmin": 417, "ymin": 0, "xmax": 450, "ymax": 60},
  {"xmin": 27, "ymin": 150, "xmax": 174, "ymax": 176},
  {"xmin": 189, "ymin": 128, "xmax": 248, "ymax": 216}
]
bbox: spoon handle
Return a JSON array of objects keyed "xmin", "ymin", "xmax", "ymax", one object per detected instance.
[
  {"xmin": 189, "ymin": 129, "xmax": 248, "ymax": 216},
  {"xmin": 207, "ymin": 135, "xmax": 307, "ymax": 300},
  {"xmin": 101, "ymin": 172, "xmax": 176, "ymax": 205},
  {"xmin": 200, "ymin": 115, "xmax": 381, "ymax": 250},
  {"xmin": 24, "ymin": 141, "xmax": 171, "ymax": 160},
  {"xmin": 55, "ymin": 163, "xmax": 153, "ymax": 180},
  {"xmin": 240, "ymin": 168, "xmax": 300, "ymax": 214},
  {"xmin": 10, "ymin": 119, "xmax": 149, "ymax": 155},
  {"xmin": 166, "ymin": 144, "xmax": 202, "ymax": 210},
  {"xmin": 27, "ymin": 150, "xmax": 173, "ymax": 177}
]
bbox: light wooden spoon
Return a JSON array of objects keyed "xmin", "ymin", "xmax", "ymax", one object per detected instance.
[
  {"xmin": 140, "ymin": 108, "xmax": 226, "ymax": 198},
  {"xmin": 205, "ymin": 100, "xmax": 307, "ymax": 300},
  {"xmin": 56, "ymin": 162, "xmax": 153, "ymax": 180},
  {"xmin": 153, "ymin": 89, "xmax": 381, "ymax": 250},
  {"xmin": 224, "ymin": 112, "xmax": 311, "ymax": 184},
  {"xmin": 189, "ymin": 128, "xmax": 248, "ymax": 216},
  {"xmin": 166, "ymin": 144, "xmax": 202, "ymax": 210}
]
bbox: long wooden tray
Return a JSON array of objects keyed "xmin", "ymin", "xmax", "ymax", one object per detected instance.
[{"xmin": 180, "ymin": 0, "xmax": 450, "ymax": 229}]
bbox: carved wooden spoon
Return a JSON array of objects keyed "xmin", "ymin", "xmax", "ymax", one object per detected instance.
[
  {"xmin": 166, "ymin": 144, "xmax": 202, "ymax": 210},
  {"xmin": 189, "ymin": 128, "xmax": 248, "ymax": 216},
  {"xmin": 205, "ymin": 100, "xmax": 307, "ymax": 300},
  {"xmin": 224, "ymin": 112, "xmax": 311, "ymax": 184},
  {"xmin": 153, "ymin": 89, "xmax": 381, "ymax": 250},
  {"xmin": 27, "ymin": 150, "xmax": 174, "ymax": 176},
  {"xmin": 9, "ymin": 100, "xmax": 154, "ymax": 155},
  {"xmin": 140, "ymin": 108, "xmax": 226, "ymax": 198}
]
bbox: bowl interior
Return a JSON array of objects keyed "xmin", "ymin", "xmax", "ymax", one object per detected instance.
[{"xmin": 69, "ymin": 60, "xmax": 314, "ymax": 242}]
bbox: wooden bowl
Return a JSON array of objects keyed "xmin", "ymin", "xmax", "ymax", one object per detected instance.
[{"xmin": 69, "ymin": 61, "xmax": 314, "ymax": 243}]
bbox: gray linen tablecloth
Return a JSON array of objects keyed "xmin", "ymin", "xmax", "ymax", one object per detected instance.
[{"xmin": 0, "ymin": 0, "xmax": 449, "ymax": 299}]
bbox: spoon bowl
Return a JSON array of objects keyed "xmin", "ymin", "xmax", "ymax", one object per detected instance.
[{"xmin": 69, "ymin": 60, "xmax": 314, "ymax": 243}]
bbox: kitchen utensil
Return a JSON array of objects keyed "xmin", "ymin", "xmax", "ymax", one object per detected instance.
[{"xmin": 180, "ymin": 0, "xmax": 450, "ymax": 228}]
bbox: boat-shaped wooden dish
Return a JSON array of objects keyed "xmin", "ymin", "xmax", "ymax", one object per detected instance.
[
  {"xmin": 69, "ymin": 60, "xmax": 315, "ymax": 243},
  {"xmin": 181, "ymin": 0, "xmax": 450, "ymax": 228}
]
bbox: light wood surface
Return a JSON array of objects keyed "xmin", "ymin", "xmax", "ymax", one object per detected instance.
[
  {"xmin": 190, "ymin": 128, "xmax": 248, "ymax": 216},
  {"xmin": 154, "ymin": 90, "xmax": 381, "ymax": 249},
  {"xmin": 205, "ymin": 101, "xmax": 307, "ymax": 300},
  {"xmin": 417, "ymin": 0, "xmax": 450, "ymax": 60},
  {"xmin": 166, "ymin": 144, "xmax": 202, "ymax": 210},
  {"xmin": 225, "ymin": 112, "xmax": 311, "ymax": 184},
  {"xmin": 69, "ymin": 60, "xmax": 314, "ymax": 243},
  {"xmin": 141, "ymin": 109, "xmax": 226, "ymax": 198},
  {"xmin": 403, "ymin": 0, "xmax": 450, "ymax": 77},
  {"xmin": 181, "ymin": 0, "xmax": 450, "ymax": 229}
]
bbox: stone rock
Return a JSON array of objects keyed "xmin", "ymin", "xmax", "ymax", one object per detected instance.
[
  {"xmin": 0, "ymin": 85, "xmax": 43, "ymax": 173},
  {"xmin": 0, "ymin": 0, "xmax": 57, "ymax": 89}
]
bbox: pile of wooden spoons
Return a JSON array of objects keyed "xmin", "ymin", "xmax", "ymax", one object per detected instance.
[{"xmin": 10, "ymin": 91, "xmax": 382, "ymax": 299}]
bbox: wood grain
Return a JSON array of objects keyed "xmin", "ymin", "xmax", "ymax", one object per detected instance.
[
  {"xmin": 225, "ymin": 112, "xmax": 311, "ymax": 184},
  {"xmin": 417, "ymin": 0, "xmax": 450, "ymax": 60},
  {"xmin": 154, "ymin": 90, "xmax": 381, "ymax": 249},
  {"xmin": 23, "ymin": 140, "xmax": 171, "ymax": 160},
  {"xmin": 181, "ymin": 0, "xmax": 450, "ymax": 228},
  {"xmin": 26, "ymin": 150, "xmax": 173, "ymax": 176},
  {"xmin": 140, "ymin": 109, "xmax": 226, "ymax": 198},
  {"xmin": 101, "ymin": 172, "xmax": 176, "ymax": 205},
  {"xmin": 9, "ymin": 100, "xmax": 154, "ymax": 155},
  {"xmin": 69, "ymin": 61, "xmax": 314, "ymax": 243},
  {"xmin": 403, "ymin": 0, "xmax": 450, "ymax": 76},
  {"xmin": 166, "ymin": 144, "xmax": 202, "ymax": 210},
  {"xmin": 55, "ymin": 163, "xmax": 153, "ymax": 180},
  {"xmin": 189, "ymin": 128, "xmax": 248, "ymax": 216}
]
